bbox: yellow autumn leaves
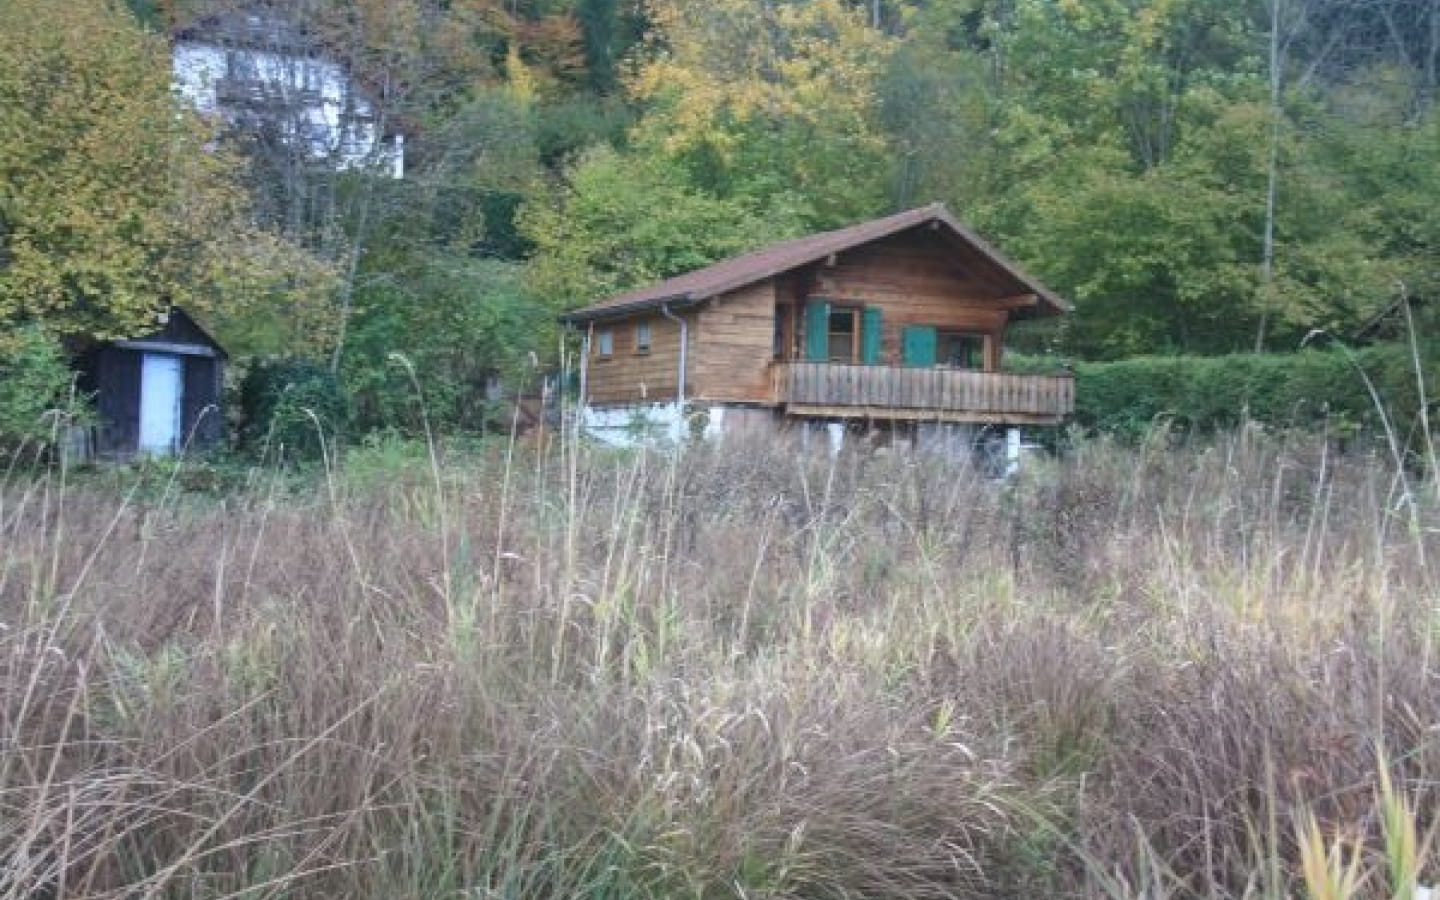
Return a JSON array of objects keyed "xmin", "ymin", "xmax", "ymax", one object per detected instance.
[
  {"xmin": 0, "ymin": 0, "xmax": 335, "ymax": 348},
  {"xmin": 630, "ymin": 0, "xmax": 893, "ymax": 165}
]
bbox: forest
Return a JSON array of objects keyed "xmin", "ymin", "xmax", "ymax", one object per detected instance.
[{"xmin": 3, "ymin": 0, "xmax": 1439, "ymax": 442}]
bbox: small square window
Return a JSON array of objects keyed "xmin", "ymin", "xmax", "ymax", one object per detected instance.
[
  {"xmin": 635, "ymin": 321, "xmax": 652, "ymax": 353},
  {"xmin": 596, "ymin": 329, "xmax": 614, "ymax": 357}
]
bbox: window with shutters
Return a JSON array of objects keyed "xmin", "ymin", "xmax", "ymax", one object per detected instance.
[{"xmin": 805, "ymin": 299, "xmax": 876, "ymax": 363}]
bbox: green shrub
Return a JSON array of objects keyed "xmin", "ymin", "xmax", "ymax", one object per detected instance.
[
  {"xmin": 1064, "ymin": 341, "xmax": 1438, "ymax": 445},
  {"xmin": 238, "ymin": 358, "xmax": 350, "ymax": 462},
  {"xmin": 0, "ymin": 326, "xmax": 80, "ymax": 451}
]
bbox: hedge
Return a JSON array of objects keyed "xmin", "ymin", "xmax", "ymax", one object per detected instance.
[{"xmin": 1010, "ymin": 341, "xmax": 1439, "ymax": 443}]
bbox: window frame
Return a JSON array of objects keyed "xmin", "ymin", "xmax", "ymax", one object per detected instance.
[
  {"xmin": 634, "ymin": 320, "xmax": 652, "ymax": 354},
  {"xmin": 826, "ymin": 303, "xmax": 863, "ymax": 364},
  {"xmin": 596, "ymin": 328, "xmax": 615, "ymax": 359},
  {"xmin": 937, "ymin": 330, "xmax": 988, "ymax": 371}
]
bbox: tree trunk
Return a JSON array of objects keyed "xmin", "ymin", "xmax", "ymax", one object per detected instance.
[
  {"xmin": 1256, "ymin": 0, "xmax": 1282, "ymax": 354},
  {"xmin": 1426, "ymin": 0, "xmax": 1439, "ymax": 113}
]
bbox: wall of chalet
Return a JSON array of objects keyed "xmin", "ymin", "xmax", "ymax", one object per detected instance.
[
  {"xmin": 584, "ymin": 311, "xmax": 693, "ymax": 407},
  {"xmin": 690, "ymin": 282, "xmax": 778, "ymax": 405},
  {"xmin": 796, "ymin": 229, "xmax": 1015, "ymax": 370}
]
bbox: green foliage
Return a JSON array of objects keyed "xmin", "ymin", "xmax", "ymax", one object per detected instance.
[
  {"xmin": 576, "ymin": 0, "xmax": 642, "ymax": 95},
  {"xmin": 122, "ymin": 0, "xmax": 166, "ymax": 29},
  {"xmin": 239, "ymin": 359, "xmax": 351, "ymax": 461},
  {"xmin": 967, "ymin": 3, "xmax": 1402, "ymax": 358},
  {"xmin": 0, "ymin": 327, "xmax": 78, "ymax": 449},
  {"xmin": 344, "ymin": 259, "xmax": 548, "ymax": 434},
  {"xmin": 518, "ymin": 147, "xmax": 809, "ymax": 311},
  {"xmin": 1065, "ymin": 342, "xmax": 1439, "ymax": 444},
  {"xmin": 534, "ymin": 94, "xmax": 635, "ymax": 166},
  {"xmin": 631, "ymin": 0, "xmax": 897, "ymax": 228}
]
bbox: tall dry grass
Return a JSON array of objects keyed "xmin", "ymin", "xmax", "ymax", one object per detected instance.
[{"xmin": 1, "ymin": 427, "xmax": 1437, "ymax": 899}]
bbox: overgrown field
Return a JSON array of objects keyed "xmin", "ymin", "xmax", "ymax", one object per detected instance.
[{"xmin": 2, "ymin": 432, "xmax": 1438, "ymax": 899}]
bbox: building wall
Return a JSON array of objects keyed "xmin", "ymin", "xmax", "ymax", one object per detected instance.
[
  {"xmin": 580, "ymin": 402, "xmax": 688, "ymax": 445},
  {"xmin": 792, "ymin": 229, "xmax": 1015, "ymax": 370},
  {"xmin": 181, "ymin": 355, "xmax": 225, "ymax": 450},
  {"xmin": 683, "ymin": 229, "xmax": 1023, "ymax": 406},
  {"xmin": 690, "ymin": 281, "xmax": 778, "ymax": 404},
  {"xmin": 583, "ymin": 311, "xmax": 693, "ymax": 407},
  {"xmin": 173, "ymin": 40, "xmax": 404, "ymax": 177},
  {"xmin": 79, "ymin": 348, "xmax": 225, "ymax": 458},
  {"xmin": 75, "ymin": 310, "xmax": 227, "ymax": 458},
  {"xmin": 80, "ymin": 346, "xmax": 142, "ymax": 457}
]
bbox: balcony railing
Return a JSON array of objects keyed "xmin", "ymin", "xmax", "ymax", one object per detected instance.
[{"xmin": 775, "ymin": 362, "xmax": 1074, "ymax": 423}]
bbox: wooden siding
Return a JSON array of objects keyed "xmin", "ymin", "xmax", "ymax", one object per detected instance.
[
  {"xmin": 691, "ymin": 281, "xmax": 777, "ymax": 404},
  {"xmin": 778, "ymin": 363, "xmax": 1074, "ymax": 424},
  {"xmin": 803, "ymin": 229, "xmax": 1013, "ymax": 369},
  {"xmin": 85, "ymin": 347, "xmax": 143, "ymax": 456},
  {"xmin": 182, "ymin": 356, "xmax": 224, "ymax": 449},
  {"xmin": 584, "ymin": 312, "xmax": 692, "ymax": 406}
]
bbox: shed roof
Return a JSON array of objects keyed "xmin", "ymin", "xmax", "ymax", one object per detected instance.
[
  {"xmin": 558, "ymin": 203, "xmax": 1069, "ymax": 324},
  {"xmin": 114, "ymin": 307, "xmax": 229, "ymax": 360}
]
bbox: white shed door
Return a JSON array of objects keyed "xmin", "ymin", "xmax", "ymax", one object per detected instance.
[{"xmin": 139, "ymin": 353, "xmax": 183, "ymax": 456}]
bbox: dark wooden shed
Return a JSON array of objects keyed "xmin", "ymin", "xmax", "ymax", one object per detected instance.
[{"xmin": 74, "ymin": 309, "xmax": 227, "ymax": 458}]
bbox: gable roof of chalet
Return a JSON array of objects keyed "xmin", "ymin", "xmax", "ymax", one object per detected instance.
[{"xmin": 559, "ymin": 203, "xmax": 1070, "ymax": 325}]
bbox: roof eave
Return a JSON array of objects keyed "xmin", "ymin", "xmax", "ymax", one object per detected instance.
[
  {"xmin": 557, "ymin": 293, "xmax": 702, "ymax": 325},
  {"xmin": 560, "ymin": 203, "xmax": 1072, "ymax": 322},
  {"xmin": 929, "ymin": 208, "xmax": 1070, "ymax": 316}
]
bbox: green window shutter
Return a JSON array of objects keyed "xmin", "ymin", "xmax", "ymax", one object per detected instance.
[
  {"xmin": 901, "ymin": 325, "xmax": 937, "ymax": 367},
  {"xmin": 861, "ymin": 307, "xmax": 883, "ymax": 364},
  {"xmin": 804, "ymin": 300, "xmax": 831, "ymax": 362}
]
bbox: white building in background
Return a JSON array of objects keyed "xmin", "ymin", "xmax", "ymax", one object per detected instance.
[{"xmin": 172, "ymin": 11, "xmax": 404, "ymax": 178}]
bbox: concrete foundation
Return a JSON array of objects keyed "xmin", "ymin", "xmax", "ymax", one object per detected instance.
[
  {"xmin": 578, "ymin": 403, "xmax": 1035, "ymax": 474},
  {"xmin": 579, "ymin": 402, "xmax": 689, "ymax": 446}
]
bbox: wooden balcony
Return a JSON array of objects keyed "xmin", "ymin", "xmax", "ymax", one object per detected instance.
[{"xmin": 774, "ymin": 362, "xmax": 1074, "ymax": 424}]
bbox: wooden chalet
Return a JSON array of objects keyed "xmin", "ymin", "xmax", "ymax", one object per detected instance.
[{"xmin": 559, "ymin": 203, "xmax": 1074, "ymax": 451}]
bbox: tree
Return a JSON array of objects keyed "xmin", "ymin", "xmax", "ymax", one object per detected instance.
[
  {"xmin": 340, "ymin": 87, "xmax": 554, "ymax": 432},
  {"xmin": 577, "ymin": 0, "xmax": 621, "ymax": 93},
  {"xmin": 877, "ymin": 22, "xmax": 1004, "ymax": 210},
  {"xmin": 518, "ymin": 146, "xmax": 807, "ymax": 311},
  {"xmin": 1003, "ymin": 90, "xmax": 1393, "ymax": 358},
  {"xmin": 630, "ymin": 0, "xmax": 898, "ymax": 227},
  {"xmin": 0, "ymin": 327, "xmax": 76, "ymax": 449},
  {"xmin": 0, "ymin": 0, "xmax": 333, "ymax": 348}
]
